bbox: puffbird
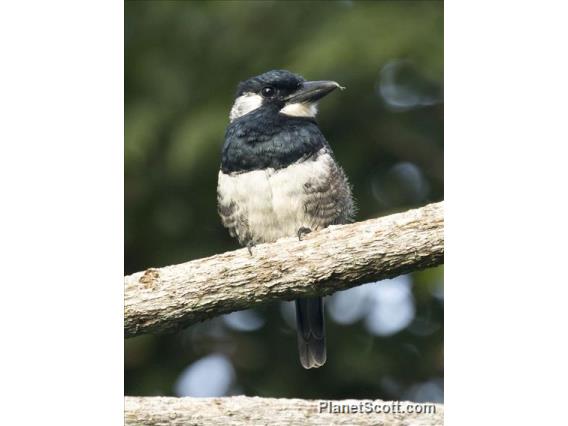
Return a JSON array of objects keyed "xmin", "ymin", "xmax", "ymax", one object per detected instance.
[{"xmin": 217, "ymin": 70, "xmax": 355, "ymax": 369}]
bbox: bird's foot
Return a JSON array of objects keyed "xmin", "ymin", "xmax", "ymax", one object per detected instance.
[
  {"xmin": 247, "ymin": 241, "xmax": 255, "ymax": 256},
  {"xmin": 297, "ymin": 226, "xmax": 312, "ymax": 241}
]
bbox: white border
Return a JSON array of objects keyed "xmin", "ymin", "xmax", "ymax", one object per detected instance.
[{"xmin": 0, "ymin": 2, "xmax": 123, "ymax": 424}]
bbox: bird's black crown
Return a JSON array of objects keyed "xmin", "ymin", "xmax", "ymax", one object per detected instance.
[{"xmin": 236, "ymin": 69, "xmax": 305, "ymax": 98}]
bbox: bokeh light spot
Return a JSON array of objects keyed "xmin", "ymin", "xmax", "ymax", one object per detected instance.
[
  {"xmin": 364, "ymin": 275, "xmax": 416, "ymax": 336},
  {"xmin": 403, "ymin": 378, "xmax": 444, "ymax": 403},
  {"xmin": 174, "ymin": 353, "xmax": 235, "ymax": 397},
  {"xmin": 222, "ymin": 309, "xmax": 265, "ymax": 332},
  {"xmin": 328, "ymin": 284, "xmax": 370, "ymax": 325},
  {"xmin": 377, "ymin": 60, "xmax": 442, "ymax": 111}
]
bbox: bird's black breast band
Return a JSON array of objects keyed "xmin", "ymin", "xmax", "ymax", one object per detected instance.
[{"xmin": 220, "ymin": 106, "xmax": 328, "ymax": 174}]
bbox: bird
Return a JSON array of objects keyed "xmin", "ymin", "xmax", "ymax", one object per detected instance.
[{"xmin": 217, "ymin": 69, "xmax": 355, "ymax": 369}]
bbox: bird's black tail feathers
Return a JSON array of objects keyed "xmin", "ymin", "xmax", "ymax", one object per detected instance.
[{"xmin": 295, "ymin": 297, "xmax": 326, "ymax": 369}]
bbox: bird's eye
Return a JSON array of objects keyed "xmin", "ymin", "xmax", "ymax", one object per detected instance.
[{"xmin": 261, "ymin": 86, "xmax": 276, "ymax": 98}]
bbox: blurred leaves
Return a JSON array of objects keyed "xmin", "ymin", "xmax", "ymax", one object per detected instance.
[{"xmin": 125, "ymin": 0, "xmax": 443, "ymax": 402}]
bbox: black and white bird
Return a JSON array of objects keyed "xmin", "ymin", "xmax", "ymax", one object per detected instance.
[{"xmin": 217, "ymin": 70, "xmax": 355, "ymax": 369}]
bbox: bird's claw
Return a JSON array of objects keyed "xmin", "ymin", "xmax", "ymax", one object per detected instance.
[
  {"xmin": 247, "ymin": 242, "xmax": 255, "ymax": 256},
  {"xmin": 297, "ymin": 227, "xmax": 312, "ymax": 241}
]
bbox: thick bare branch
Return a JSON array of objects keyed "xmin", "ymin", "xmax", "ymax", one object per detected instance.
[
  {"xmin": 125, "ymin": 396, "xmax": 443, "ymax": 426},
  {"xmin": 125, "ymin": 202, "xmax": 443, "ymax": 338}
]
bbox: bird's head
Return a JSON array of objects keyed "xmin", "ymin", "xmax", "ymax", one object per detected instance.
[{"xmin": 229, "ymin": 69, "xmax": 344, "ymax": 122}]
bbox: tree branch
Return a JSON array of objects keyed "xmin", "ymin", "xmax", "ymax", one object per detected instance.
[
  {"xmin": 125, "ymin": 201, "xmax": 444, "ymax": 338},
  {"xmin": 125, "ymin": 396, "xmax": 443, "ymax": 425}
]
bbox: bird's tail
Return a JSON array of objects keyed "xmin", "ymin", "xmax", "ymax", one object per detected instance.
[{"xmin": 295, "ymin": 297, "xmax": 326, "ymax": 369}]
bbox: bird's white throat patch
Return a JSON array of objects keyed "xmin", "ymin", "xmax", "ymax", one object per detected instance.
[
  {"xmin": 229, "ymin": 93, "xmax": 319, "ymax": 122},
  {"xmin": 279, "ymin": 102, "xmax": 318, "ymax": 118},
  {"xmin": 229, "ymin": 93, "xmax": 263, "ymax": 122}
]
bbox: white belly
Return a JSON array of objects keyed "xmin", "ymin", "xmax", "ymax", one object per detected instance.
[{"xmin": 217, "ymin": 151, "xmax": 333, "ymax": 243}]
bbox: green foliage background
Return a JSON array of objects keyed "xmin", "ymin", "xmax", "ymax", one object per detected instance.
[{"xmin": 125, "ymin": 0, "xmax": 443, "ymax": 401}]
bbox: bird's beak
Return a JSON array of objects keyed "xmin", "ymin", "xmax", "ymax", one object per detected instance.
[{"xmin": 285, "ymin": 80, "xmax": 345, "ymax": 104}]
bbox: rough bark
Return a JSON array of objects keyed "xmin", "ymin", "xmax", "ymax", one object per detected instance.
[
  {"xmin": 125, "ymin": 396, "xmax": 443, "ymax": 426},
  {"xmin": 125, "ymin": 202, "xmax": 443, "ymax": 338}
]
